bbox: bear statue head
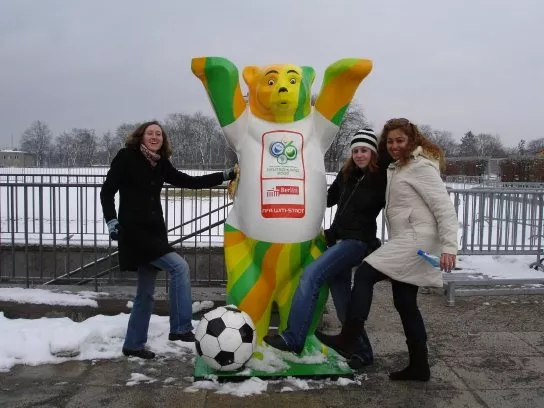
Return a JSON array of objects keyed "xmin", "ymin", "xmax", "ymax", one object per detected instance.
[{"xmin": 242, "ymin": 63, "xmax": 315, "ymax": 123}]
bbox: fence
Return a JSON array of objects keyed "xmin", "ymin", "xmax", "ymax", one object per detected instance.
[
  {"xmin": 445, "ymin": 176, "xmax": 544, "ymax": 190},
  {"xmin": 451, "ymin": 188, "xmax": 543, "ymax": 255},
  {"xmin": 1, "ymin": 176, "xmax": 542, "ymax": 288}
]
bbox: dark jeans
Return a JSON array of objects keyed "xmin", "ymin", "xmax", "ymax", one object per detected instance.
[
  {"xmin": 348, "ymin": 262, "xmax": 427, "ymax": 345},
  {"xmin": 280, "ymin": 239, "xmax": 372, "ymax": 360}
]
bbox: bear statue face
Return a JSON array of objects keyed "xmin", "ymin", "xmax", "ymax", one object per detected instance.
[{"xmin": 243, "ymin": 63, "xmax": 315, "ymax": 123}]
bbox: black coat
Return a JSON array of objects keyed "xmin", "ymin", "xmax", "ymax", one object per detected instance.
[
  {"xmin": 100, "ymin": 148, "xmax": 225, "ymax": 271},
  {"xmin": 327, "ymin": 166, "xmax": 386, "ymax": 244}
]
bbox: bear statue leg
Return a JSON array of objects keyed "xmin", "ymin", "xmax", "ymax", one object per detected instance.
[
  {"xmin": 303, "ymin": 235, "xmax": 329, "ymax": 339},
  {"xmin": 224, "ymin": 225, "xmax": 284, "ymax": 343}
]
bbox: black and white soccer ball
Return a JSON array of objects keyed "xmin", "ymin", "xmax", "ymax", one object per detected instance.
[{"xmin": 195, "ymin": 305, "xmax": 256, "ymax": 371}]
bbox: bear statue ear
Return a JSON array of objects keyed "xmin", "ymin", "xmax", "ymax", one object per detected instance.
[
  {"xmin": 301, "ymin": 66, "xmax": 316, "ymax": 87},
  {"xmin": 242, "ymin": 66, "xmax": 260, "ymax": 86}
]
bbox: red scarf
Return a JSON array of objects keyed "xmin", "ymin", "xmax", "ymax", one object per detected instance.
[{"xmin": 140, "ymin": 144, "xmax": 161, "ymax": 167}]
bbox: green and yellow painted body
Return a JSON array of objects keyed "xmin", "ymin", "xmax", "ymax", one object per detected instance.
[{"xmin": 192, "ymin": 56, "xmax": 372, "ymax": 351}]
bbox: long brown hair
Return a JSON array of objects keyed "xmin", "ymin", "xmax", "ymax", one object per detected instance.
[
  {"xmin": 342, "ymin": 149, "xmax": 379, "ymax": 181},
  {"xmin": 125, "ymin": 121, "xmax": 173, "ymax": 158},
  {"xmin": 378, "ymin": 118, "xmax": 445, "ymax": 170}
]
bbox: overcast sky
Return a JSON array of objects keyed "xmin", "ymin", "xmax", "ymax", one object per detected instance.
[{"xmin": 1, "ymin": 0, "xmax": 542, "ymax": 148}]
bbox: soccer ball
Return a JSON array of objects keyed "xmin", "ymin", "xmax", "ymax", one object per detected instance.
[{"xmin": 195, "ymin": 305, "xmax": 256, "ymax": 371}]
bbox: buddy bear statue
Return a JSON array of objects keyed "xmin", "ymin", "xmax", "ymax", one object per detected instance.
[{"xmin": 192, "ymin": 57, "xmax": 372, "ymax": 350}]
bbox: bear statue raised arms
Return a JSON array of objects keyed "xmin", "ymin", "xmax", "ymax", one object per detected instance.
[{"xmin": 192, "ymin": 57, "xmax": 372, "ymax": 346}]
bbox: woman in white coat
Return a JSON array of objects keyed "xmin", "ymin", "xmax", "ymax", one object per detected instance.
[{"xmin": 317, "ymin": 118, "xmax": 458, "ymax": 381}]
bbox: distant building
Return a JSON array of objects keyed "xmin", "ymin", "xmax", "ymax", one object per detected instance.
[{"xmin": 0, "ymin": 150, "xmax": 37, "ymax": 167}]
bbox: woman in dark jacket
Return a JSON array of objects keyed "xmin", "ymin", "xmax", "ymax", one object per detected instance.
[
  {"xmin": 100, "ymin": 121, "xmax": 236, "ymax": 359},
  {"xmin": 263, "ymin": 128, "xmax": 387, "ymax": 367}
]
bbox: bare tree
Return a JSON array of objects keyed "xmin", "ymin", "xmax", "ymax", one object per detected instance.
[
  {"xmin": 527, "ymin": 138, "xmax": 544, "ymax": 155},
  {"xmin": 419, "ymin": 124, "xmax": 458, "ymax": 156},
  {"xmin": 50, "ymin": 128, "xmax": 97, "ymax": 166},
  {"xmin": 517, "ymin": 139, "xmax": 527, "ymax": 156},
  {"xmin": 20, "ymin": 120, "xmax": 52, "ymax": 167},
  {"xmin": 163, "ymin": 113, "xmax": 192, "ymax": 166},
  {"xmin": 186, "ymin": 112, "xmax": 223, "ymax": 167},
  {"xmin": 324, "ymin": 102, "xmax": 369, "ymax": 171},
  {"xmin": 475, "ymin": 133, "xmax": 505, "ymax": 158},
  {"xmin": 99, "ymin": 131, "xmax": 122, "ymax": 164},
  {"xmin": 54, "ymin": 132, "xmax": 78, "ymax": 167},
  {"xmin": 72, "ymin": 128, "xmax": 97, "ymax": 166},
  {"xmin": 115, "ymin": 123, "xmax": 140, "ymax": 146}
]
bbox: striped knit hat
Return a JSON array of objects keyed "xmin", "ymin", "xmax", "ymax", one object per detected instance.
[{"xmin": 350, "ymin": 128, "xmax": 377, "ymax": 154}]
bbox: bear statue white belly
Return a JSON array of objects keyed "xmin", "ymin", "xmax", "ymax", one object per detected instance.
[{"xmin": 223, "ymin": 109, "xmax": 338, "ymax": 243}]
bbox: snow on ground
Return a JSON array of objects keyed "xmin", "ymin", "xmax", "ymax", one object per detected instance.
[
  {"xmin": 0, "ymin": 296, "xmax": 217, "ymax": 373},
  {"xmin": 126, "ymin": 373, "xmax": 157, "ymax": 386},
  {"xmin": 454, "ymin": 254, "xmax": 543, "ymax": 280},
  {"xmin": 192, "ymin": 300, "xmax": 214, "ymax": 314},
  {"xmin": 0, "ymin": 254, "xmax": 542, "ymax": 396},
  {"xmin": 0, "ymin": 309, "xmax": 364, "ymax": 397},
  {"xmin": 0, "ymin": 312, "xmax": 194, "ymax": 373},
  {"xmin": 183, "ymin": 372, "xmax": 365, "ymax": 396},
  {"xmin": 0, "ymin": 287, "xmax": 108, "ymax": 307}
]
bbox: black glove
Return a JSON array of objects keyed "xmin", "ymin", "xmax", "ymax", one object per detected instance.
[
  {"xmin": 223, "ymin": 166, "xmax": 237, "ymax": 181},
  {"xmin": 107, "ymin": 219, "xmax": 121, "ymax": 241}
]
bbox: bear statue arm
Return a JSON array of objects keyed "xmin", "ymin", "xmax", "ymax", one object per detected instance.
[
  {"xmin": 191, "ymin": 57, "xmax": 247, "ymax": 128},
  {"xmin": 314, "ymin": 58, "xmax": 373, "ymax": 126}
]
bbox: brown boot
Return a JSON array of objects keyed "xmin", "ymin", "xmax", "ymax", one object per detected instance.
[{"xmin": 389, "ymin": 342, "xmax": 430, "ymax": 381}]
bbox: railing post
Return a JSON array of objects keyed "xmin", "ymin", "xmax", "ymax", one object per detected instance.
[{"xmin": 24, "ymin": 185, "xmax": 29, "ymax": 287}]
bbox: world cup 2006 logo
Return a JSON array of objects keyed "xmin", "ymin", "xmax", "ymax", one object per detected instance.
[{"xmin": 269, "ymin": 140, "xmax": 298, "ymax": 165}]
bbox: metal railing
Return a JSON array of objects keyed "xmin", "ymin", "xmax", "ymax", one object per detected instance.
[
  {"xmin": 446, "ymin": 175, "xmax": 544, "ymax": 190},
  {"xmin": 1, "ymin": 177, "xmax": 542, "ymax": 287},
  {"xmin": 450, "ymin": 188, "xmax": 544, "ymax": 256},
  {"xmin": 0, "ymin": 179, "xmax": 233, "ymax": 286}
]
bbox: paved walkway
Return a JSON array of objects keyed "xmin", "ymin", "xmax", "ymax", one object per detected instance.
[{"xmin": 1, "ymin": 283, "xmax": 543, "ymax": 407}]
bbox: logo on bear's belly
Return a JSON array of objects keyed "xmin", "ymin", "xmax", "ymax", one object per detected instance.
[
  {"xmin": 266, "ymin": 185, "xmax": 300, "ymax": 197},
  {"xmin": 269, "ymin": 140, "xmax": 298, "ymax": 165},
  {"xmin": 261, "ymin": 130, "xmax": 305, "ymax": 218}
]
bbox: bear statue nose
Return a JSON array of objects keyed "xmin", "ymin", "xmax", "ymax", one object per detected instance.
[{"xmin": 278, "ymin": 87, "xmax": 288, "ymax": 93}]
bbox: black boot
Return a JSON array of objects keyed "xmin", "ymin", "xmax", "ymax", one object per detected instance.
[
  {"xmin": 122, "ymin": 347, "xmax": 156, "ymax": 360},
  {"xmin": 263, "ymin": 334, "xmax": 301, "ymax": 354},
  {"xmin": 315, "ymin": 331, "xmax": 350, "ymax": 358},
  {"xmin": 169, "ymin": 332, "xmax": 195, "ymax": 342},
  {"xmin": 389, "ymin": 342, "xmax": 430, "ymax": 381},
  {"xmin": 315, "ymin": 319, "xmax": 364, "ymax": 360},
  {"xmin": 347, "ymin": 354, "xmax": 373, "ymax": 370}
]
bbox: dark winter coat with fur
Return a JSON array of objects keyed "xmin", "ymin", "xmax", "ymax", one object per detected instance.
[{"xmin": 100, "ymin": 147, "xmax": 225, "ymax": 271}]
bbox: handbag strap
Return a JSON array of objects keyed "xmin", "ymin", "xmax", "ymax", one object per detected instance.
[{"xmin": 334, "ymin": 174, "xmax": 365, "ymax": 221}]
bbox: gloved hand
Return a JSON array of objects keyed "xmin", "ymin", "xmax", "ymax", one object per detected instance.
[
  {"xmin": 107, "ymin": 219, "xmax": 121, "ymax": 241},
  {"xmin": 223, "ymin": 166, "xmax": 238, "ymax": 181},
  {"xmin": 227, "ymin": 164, "xmax": 240, "ymax": 200}
]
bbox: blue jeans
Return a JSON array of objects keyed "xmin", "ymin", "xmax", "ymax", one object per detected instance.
[
  {"xmin": 123, "ymin": 252, "xmax": 193, "ymax": 350},
  {"xmin": 281, "ymin": 239, "xmax": 371, "ymax": 354}
]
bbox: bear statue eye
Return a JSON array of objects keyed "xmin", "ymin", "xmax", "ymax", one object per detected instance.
[
  {"xmin": 267, "ymin": 79, "xmax": 275, "ymax": 86},
  {"xmin": 289, "ymin": 78, "xmax": 297, "ymax": 85}
]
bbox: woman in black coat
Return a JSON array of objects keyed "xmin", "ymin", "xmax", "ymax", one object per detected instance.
[
  {"xmin": 263, "ymin": 128, "xmax": 387, "ymax": 367},
  {"xmin": 100, "ymin": 121, "xmax": 236, "ymax": 359}
]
